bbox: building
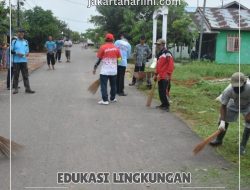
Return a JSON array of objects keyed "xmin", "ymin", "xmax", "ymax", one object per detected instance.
[{"xmin": 192, "ymin": 1, "xmax": 250, "ymax": 64}]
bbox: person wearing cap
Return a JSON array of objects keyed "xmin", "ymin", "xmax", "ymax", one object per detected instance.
[
  {"xmin": 11, "ymin": 28, "xmax": 35, "ymax": 94},
  {"xmin": 153, "ymin": 39, "xmax": 174, "ymax": 112},
  {"xmin": 93, "ymin": 33, "xmax": 121, "ymax": 105},
  {"xmin": 114, "ymin": 33, "xmax": 131, "ymax": 96},
  {"xmin": 129, "ymin": 35, "xmax": 152, "ymax": 88},
  {"xmin": 44, "ymin": 36, "xmax": 57, "ymax": 70},
  {"xmin": 210, "ymin": 72, "xmax": 250, "ymax": 155}
]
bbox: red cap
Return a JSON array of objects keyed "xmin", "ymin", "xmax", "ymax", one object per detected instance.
[{"xmin": 105, "ymin": 33, "xmax": 114, "ymax": 40}]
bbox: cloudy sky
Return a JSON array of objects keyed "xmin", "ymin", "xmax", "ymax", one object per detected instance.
[{"xmin": 20, "ymin": 0, "xmax": 249, "ymax": 33}]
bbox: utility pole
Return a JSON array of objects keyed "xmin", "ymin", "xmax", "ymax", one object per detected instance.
[
  {"xmin": 17, "ymin": 0, "xmax": 24, "ymax": 27},
  {"xmin": 198, "ymin": 0, "xmax": 206, "ymax": 61},
  {"xmin": 17, "ymin": 0, "xmax": 20, "ymax": 27}
]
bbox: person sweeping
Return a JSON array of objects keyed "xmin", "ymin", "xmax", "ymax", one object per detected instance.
[
  {"xmin": 92, "ymin": 33, "xmax": 121, "ymax": 105},
  {"xmin": 210, "ymin": 72, "xmax": 250, "ymax": 155}
]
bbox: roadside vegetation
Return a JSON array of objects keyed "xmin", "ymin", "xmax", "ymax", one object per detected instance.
[{"xmin": 133, "ymin": 61, "xmax": 250, "ymax": 184}]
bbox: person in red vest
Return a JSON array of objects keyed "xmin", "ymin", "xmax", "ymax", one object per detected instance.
[
  {"xmin": 153, "ymin": 39, "xmax": 174, "ymax": 112},
  {"xmin": 93, "ymin": 33, "xmax": 121, "ymax": 105}
]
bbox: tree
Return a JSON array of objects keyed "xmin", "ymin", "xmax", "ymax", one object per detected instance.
[
  {"xmin": 90, "ymin": 5, "xmax": 125, "ymax": 38},
  {"xmin": 22, "ymin": 6, "xmax": 69, "ymax": 51},
  {"xmin": 82, "ymin": 28, "xmax": 104, "ymax": 48},
  {"xmin": 167, "ymin": 0, "xmax": 197, "ymax": 48},
  {"xmin": 71, "ymin": 31, "xmax": 81, "ymax": 42},
  {"xmin": 88, "ymin": 0, "xmax": 195, "ymax": 49},
  {"xmin": 0, "ymin": 1, "xmax": 9, "ymax": 42}
]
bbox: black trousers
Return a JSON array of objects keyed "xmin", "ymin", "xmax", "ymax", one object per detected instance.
[
  {"xmin": 158, "ymin": 79, "xmax": 170, "ymax": 107},
  {"xmin": 47, "ymin": 53, "xmax": 55, "ymax": 65},
  {"xmin": 13, "ymin": 62, "xmax": 31, "ymax": 90},
  {"xmin": 7, "ymin": 67, "xmax": 13, "ymax": 88},
  {"xmin": 55, "ymin": 50, "xmax": 62, "ymax": 61},
  {"xmin": 132, "ymin": 64, "xmax": 145, "ymax": 84},
  {"xmin": 117, "ymin": 65, "xmax": 126, "ymax": 94},
  {"xmin": 132, "ymin": 64, "xmax": 151, "ymax": 85},
  {"xmin": 65, "ymin": 50, "xmax": 71, "ymax": 61}
]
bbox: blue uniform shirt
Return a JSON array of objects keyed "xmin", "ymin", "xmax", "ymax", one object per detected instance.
[
  {"xmin": 11, "ymin": 38, "xmax": 29, "ymax": 63},
  {"xmin": 45, "ymin": 41, "xmax": 56, "ymax": 53},
  {"xmin": 115, "ymin": 39, "xmax": 131, "ymax": 67},
  {"xmin": 56, "ymin": 40, "xmax": 64, "ymax": 50}
]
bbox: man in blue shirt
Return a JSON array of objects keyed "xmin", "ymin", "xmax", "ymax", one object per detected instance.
[
  {"xmin": 55, "ymin": 38, "xmax": 64, "ymax": 63},
  {"xmin": 12, "ymin": 28, "xmax": 35, "ymax": 94},
  {"xmin": 45, "ymin": 36, "xmax": 57, "ymax": 70},
  {"xmin": 114, "ymin": 34, "xmax": 131, "ymax": 96}
]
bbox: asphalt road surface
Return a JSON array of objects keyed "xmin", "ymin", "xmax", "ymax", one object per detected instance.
[{"xmin": 0, "ymin": 45, "xmax": 241, "ymax": 190}]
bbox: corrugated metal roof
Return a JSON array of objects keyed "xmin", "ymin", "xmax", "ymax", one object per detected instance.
[
  {"xmin": 221, "ymin": 1, "xmax": 248, "ymax": 10},
  {"xmin": 193, "ymin": 7, "xmax": 250, "ymax": 32}
]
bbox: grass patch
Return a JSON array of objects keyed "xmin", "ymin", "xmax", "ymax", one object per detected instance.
[{"xmin": 135, "ymin": 61, "xmax": 250, "ymax": 186}]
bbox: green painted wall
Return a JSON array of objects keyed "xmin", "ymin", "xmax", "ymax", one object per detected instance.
[{"xmin": 215, "ymin": 31, "xmax": 250, "ymax": 64}]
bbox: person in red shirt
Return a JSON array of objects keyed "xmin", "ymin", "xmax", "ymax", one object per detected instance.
[
  {"xmin": 93, "ymin": 33, "xmax": 121, "ymax": 105},
  {"xmin": 153, "ymin": 39, "xmax": 174, "ymax": 112}
]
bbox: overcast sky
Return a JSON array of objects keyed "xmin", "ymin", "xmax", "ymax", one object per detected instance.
[{"xmin": 21, "ymin": 0, "xmax": 249, "ymax": 33}]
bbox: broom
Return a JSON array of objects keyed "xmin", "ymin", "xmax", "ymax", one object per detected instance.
[
  {"xmin": 87, "ymin": 79, "xmax": 100, "ymax": 94},
  {"xmin": 193, "ymin": 129, "xmax": 223, "ymax": 155},
  {"xmin": 0, "ymin": 136, "xmax": 23, "ymax": 158},
  {"xmin": 146, "ymin": 81, "xmax": 157, "ymax": 107}
]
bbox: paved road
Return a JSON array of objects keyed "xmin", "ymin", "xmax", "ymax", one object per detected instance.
[{"xmin": 0, "ymin": 45, "xmax": 239, "ymax": 189}]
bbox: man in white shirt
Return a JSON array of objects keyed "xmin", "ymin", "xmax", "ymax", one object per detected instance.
[{"xmin": 64, "ymin": 38, "xmax": 72, "ymax": 62}]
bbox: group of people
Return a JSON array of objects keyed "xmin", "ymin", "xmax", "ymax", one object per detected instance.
[
  {"xmin": 4, "ymin": 28, "xmax": 73, "ymax": 94},
  {"xmin": 44, "ymin": 36, "xmax": 73, "ymax": 70},
  {"xmin": 93, "ymin": 33, "xmax": 249, "ymax": 155},
  {"xmin": 93, "ymin": 32, "xmax": 133, "ymax": 105},
  {"xmin": 2, "ymin": 29, "xmax": 249, "ymax": 155},
  {"xmin": 93, "ymin": 33, "xmax": 174, "ymax": 113}
]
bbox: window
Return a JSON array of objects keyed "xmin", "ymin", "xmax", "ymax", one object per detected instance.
[{"xmin": 227, "ymin": 34, "xmax": 239, "ymax": 52}]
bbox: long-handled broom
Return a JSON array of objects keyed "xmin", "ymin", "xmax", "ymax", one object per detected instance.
[
  {"xmin": 193, "ymin": 129, "xmax": 223, "ymax": 155},
  {"xmin": 0, "ymin": 136, "xmax": 23, "ymax": 158},
  {"xmin": 146, "ymin": 81, "xmax": 157, "ymax": 107},
  {"xmin": 87, "ymin": 79, "xmax": 100, "ymax": 94}
]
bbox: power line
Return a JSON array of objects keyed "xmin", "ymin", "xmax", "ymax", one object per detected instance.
[
  {"xmin": 60, "ymin": 0, "xmax": 86, "ymax": 6},
  {"xmin": 60, "ymin": 17, "xmax": 89, "ymax": 23},
  {"xmin": 24, "ymin": 0, "xmax": 34, "ymax": 9},
  {"xmin": 27, "ymin": 0, "xmax": 38, "ymax": 7}
]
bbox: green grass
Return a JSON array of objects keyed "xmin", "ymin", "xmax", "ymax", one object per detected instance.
[
  {"xmin": 173, "ymin": 61, "xmax": 249, "ymax": 80},
  {"xmin": 172, "ymin": 62, "xmax": 250, "ymax": 185},
  {"xmin": 136, "ymin": 61, "xmax": 250, "ymax": 187}
]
